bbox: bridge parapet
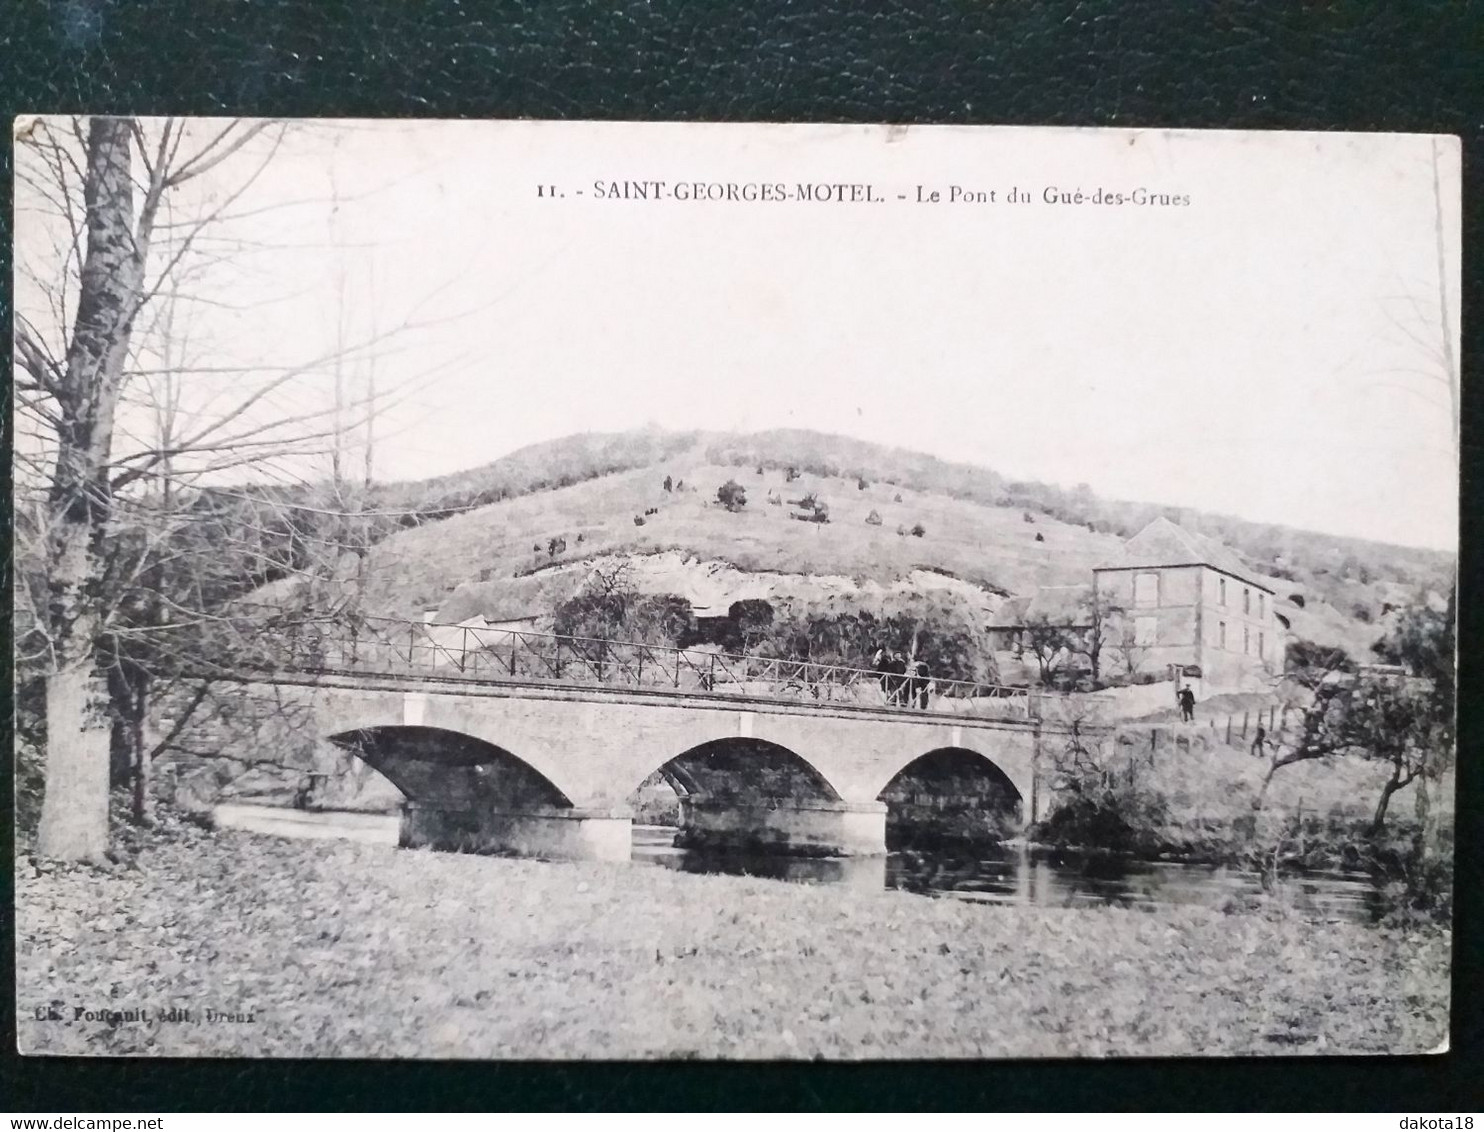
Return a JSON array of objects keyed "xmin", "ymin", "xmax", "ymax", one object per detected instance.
[{"xmin": 229, "ymin": 608, "xmax": 1047, "ymax": 722}]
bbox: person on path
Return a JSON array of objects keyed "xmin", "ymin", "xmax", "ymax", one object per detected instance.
[
  {"xmin": 1178, "ymin": 684, "xmax": 1196, "ymax": 723},
  {"xmin": 1251, "ymin": 724, "xmax": 1267, "ymax": 760}
]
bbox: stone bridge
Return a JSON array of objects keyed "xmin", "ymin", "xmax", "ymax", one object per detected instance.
[{"xmin": 263, "ymin": 672, "xmax": 1059, "ymax": 861}]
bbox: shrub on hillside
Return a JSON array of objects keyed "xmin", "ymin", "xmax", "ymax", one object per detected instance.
[
  {"xmin": 554, "ymin": 571, "xmax": 694, "ymax": 647},
  {"xmin": 910, "ymin": 522, "xmax": 926, "ymax": 538},
  {"xmin": 727, "ymin": 599, "xmax": 775, "ymax": 651},
  {"xmin": 753, "ymin": 592, "xmax": 998, "ymax": 685},
  {"xmin": 865, "ymin": 509, "xmax": 883, "ymax": 526},
  {"xmin": 857, "ymin": 476, "xmax": 869, "ymax": 490},
  {"xmin": 716, "ymin": 480, "xmax": 747, "ymax": 512},
  {"xmin": 1285, "ymin": 638, "xmax": 1354, "ymax": 674}
]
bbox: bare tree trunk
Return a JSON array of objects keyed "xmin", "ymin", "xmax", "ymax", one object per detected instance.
[
  {"xmin": 131, "ymin": 681, "xmax": 152, "ymax": 826},
  {"xmin": 36, "ymin": 118, "xmax": 145, "ymax": 862},
  {"xmin": 38, "ymin": 670, "xmax": 113, "ymax": 860},
  {"xmin": 1371, "ymin": 769, "xmax": 1403, "ymax": 837}
]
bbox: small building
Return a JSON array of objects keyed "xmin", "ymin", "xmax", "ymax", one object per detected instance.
[
  {"xmin": 986, "ymin": 585, "xmax": 1091, "ymax": 653},
  {"xmin": 1093, "ymin": 517, "xmax": 1285, "ymax": 690}
]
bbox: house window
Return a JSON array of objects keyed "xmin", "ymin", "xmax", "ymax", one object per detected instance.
[
  {"xmin": 1259, "ymin": 631, "xmax": 1265, "ymax": 658},
  {"xmin": 1219, "ymin": 578, "xmax": 1226, "ymax": 606},
  {"xmin": 1243, "ymin": 626, "xmax": 1250, "ymax": 654},
  {"xmin": 1243, "ymin": 588, "xmax": 1251, "ymax": 615},
  {"xmin": 1135, "ymin": 617, "xmax": 1157, "ymax": 646},
  {"xmin": 1259, "ymin": 593, "xmax": 1265, "ymax": 619},
  {"xmin": 1134, "ymin": 572, "xmax": 1159, "ymax": 608},
  {"xmin": 1218, "ymin": 621, "xmax": 1227, "ymax": 649}
]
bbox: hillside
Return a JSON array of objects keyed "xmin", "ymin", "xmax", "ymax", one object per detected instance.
[
  {"xmin": 229, "ymin": 427, "xmax": 1450, "ymax": 666},
  {"xmin": 309, "ymin": 430, "xmax": 1448, "ymax": 667},
  {"xmin": 357, "ymin": 452, "xmax": 1124, "ymax": 622}
]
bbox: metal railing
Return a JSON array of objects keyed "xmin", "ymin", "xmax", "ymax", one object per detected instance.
[{"xmin": 232, "ymin": 609, "xmax": 1038, "ymax": 720}]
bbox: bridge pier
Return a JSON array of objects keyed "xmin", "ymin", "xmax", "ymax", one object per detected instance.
[
  {"xmin": 674, "ymin": 796, "xmax": 887, "ymax": 857},
  {"xmin": 400, "ymin": 802, "xmax": 632, "ymax": 862}
]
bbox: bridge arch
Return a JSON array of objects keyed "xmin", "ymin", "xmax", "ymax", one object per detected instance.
[
  {"xmin": 629, "ymin": 737, "xmax": 873, "ymax": 855},
  {"xmin": 641, "ymin": 737, "xmax": 842, "ymax": 806},
  {"xmin": 876, "ymin": 746, "xmax": 1024, "ymax": 847},
  {"xmin": 329, "ymin": 725, "xmax": 573, "ymax": 811}
]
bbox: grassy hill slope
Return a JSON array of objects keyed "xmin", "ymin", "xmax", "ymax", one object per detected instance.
[
  {"xmin": 357, "ymin": 449, "xmax": 1126, "ymax": 620},
  {"xmin": 248, "ymin": 426, "xmax": 1447, "ymax": 663}
]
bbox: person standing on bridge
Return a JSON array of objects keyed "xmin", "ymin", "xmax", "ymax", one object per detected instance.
[
  {"xmin": 884, "ymin": 651, "xmax": 908, "ymax": 705},
  {"xmin": 872, "ymin": 645, "xmax": 891, "ymax": 704},
  {"xmin": 912, "ymin": 657, "xmax": 932, "ymax": 709}
]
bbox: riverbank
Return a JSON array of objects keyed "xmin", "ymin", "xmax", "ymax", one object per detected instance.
[
  {"xmin": 15, "ymin": 814, "xmax": 1449, "ymax": 1059},
  {"xmin": 1036, "ymin": 727, "xmax": 1454, "ymax": 877}
]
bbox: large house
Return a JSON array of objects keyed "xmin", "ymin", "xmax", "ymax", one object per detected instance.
[
  {"xmin": 991, "ymin": 518, "xmax": 1286, "ymax": 692},
  {"xmin": 1094, "ymin": 518, "xmax": 1284, "ymax": 689}
]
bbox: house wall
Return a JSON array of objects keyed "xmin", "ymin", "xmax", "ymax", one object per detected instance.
[
  {"xmin": 1097, "ymin": 565, "xmax": 1284, "ymax": 691},
  {"xmin": 1196, "ymin": 568, "xmax": 1282, "ymax": 689},
  {"xmin": 1095, "ymin": 566, "xmax": 1201, "ymax": 677}
]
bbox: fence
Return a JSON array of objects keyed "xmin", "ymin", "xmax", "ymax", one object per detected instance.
[
  {"xmin": 230, "ymin": 610, "xmax": 1038, "ymax": 720},
  {"xmin": 1113, "ymin": 702, "xmax": 1289, "ymax": 766}
]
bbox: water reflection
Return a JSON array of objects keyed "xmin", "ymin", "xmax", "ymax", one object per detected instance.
[
  {"xmin": 212, "ymin": 806, "xmax": 1384, "ymax": 924},
  {"xmin": 632, "ymin": 826, "xmax": 1384, "ymax": 923}
]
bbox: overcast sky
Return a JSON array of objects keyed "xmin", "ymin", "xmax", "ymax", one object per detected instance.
[{"xmin": 20, "ymin": 120, "xmax": 1462, "ymax": 551}]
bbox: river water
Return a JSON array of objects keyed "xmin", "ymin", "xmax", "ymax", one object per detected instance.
[{"xmin": 213, "ymin": 804, "xmax": 1384, "ymax": 923}]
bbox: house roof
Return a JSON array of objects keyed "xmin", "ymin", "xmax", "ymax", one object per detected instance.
[
  {"xmin": 989, "ymin": 596, "xmax": 1031, "ymax": 627},
  {"xmin": 1094, "ymin": 517, "xmax": 1274, "ymax": 594}
]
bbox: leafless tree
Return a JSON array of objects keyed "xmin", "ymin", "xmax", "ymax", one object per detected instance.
[
  {"xmin": 1078, "ymin": 585, "xmax": 1123, "ymax": 681},
  {"xmin": 13, "ymin": 117, "xmax": 449, "ymax": 860},
  {"xmin": 1023, "ymin": 614, "xmax": 1079, "ymax": 687},
  {"xmin": 1112, "ymin": 626, "xmax": 1150, "ymax": 681}
]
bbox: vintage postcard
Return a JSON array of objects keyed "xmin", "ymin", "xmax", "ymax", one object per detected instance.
[{"xmin": 12, "ymin": 119, "xmax": 1458, "ymax": 1058}]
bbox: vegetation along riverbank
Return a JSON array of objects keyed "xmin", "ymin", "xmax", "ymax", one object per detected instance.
[{"xmin": 15, "ymin": 813, "xmax": 1449, "ymax": 1059}]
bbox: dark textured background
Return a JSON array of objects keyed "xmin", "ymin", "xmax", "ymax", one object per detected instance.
[{"xmin": 1, "ymin": 0, "xmax": 1481, "ymax": 1112}]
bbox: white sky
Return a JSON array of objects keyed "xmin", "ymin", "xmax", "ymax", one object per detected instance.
[{"xmin": 16, "ymin": 120, "xmax": 1463, "ymax": 551}]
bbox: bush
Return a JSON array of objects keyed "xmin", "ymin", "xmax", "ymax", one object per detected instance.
[
  {"xmin": 1286, "ymin": 638, "xmax": 1353, "ymax": 674},
  {"xmin": 910, "ymin": 522, "xmax": 926, "ymax": 538},
  {"xmin": 716, "ymin": 480, "xmax": 747, "ymax": 512},
  {"xmin": 865, "ymin": 509, "xmax": 883, "ymax": 526},
  {"xmin": 857, "ymin": 476, "xmax": 869, "ymax": 490},
  {"xmin": 555, "ymin": 584, "xmax": 694, "ymax": 646},
  {"xmin": 893, "ymin": 492, "xmax": 903, "ymax": 503}
]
